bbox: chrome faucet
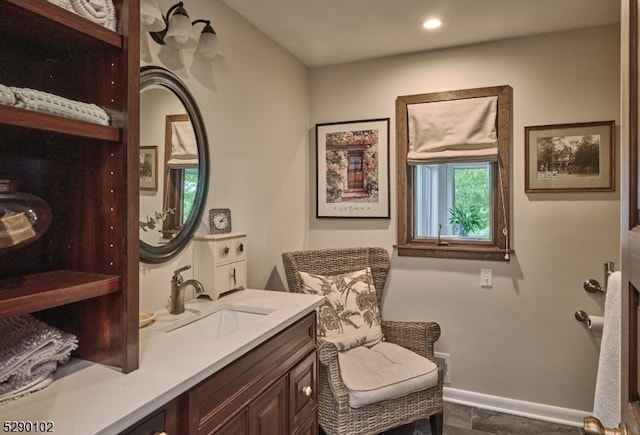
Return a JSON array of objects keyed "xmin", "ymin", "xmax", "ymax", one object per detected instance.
[{"xmin": 169, "ymin": 265, "xmax": 205, "ymax": 314}]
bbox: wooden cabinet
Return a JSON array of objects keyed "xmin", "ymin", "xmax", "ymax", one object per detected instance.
[
  {"xmin": 216, "ymin": 410, "xmax": 248, "ymax": 435},
  {"xmin": 0, "ymin": 0, "xmax": 140, "ymax": 372},
  {"xmin": 118, "ymin": 312, "xmax": 318, "ymax": 435},
  {"xmin": 119, "ymin": 398, "xmax": 180, "ymax": 435},
  {"xmin": 248, "ymin": 376, "xmax": 288, "ymax": 434},
  {"xmin": 193, "ymin": 233, "xmax": 248, "ymax": 299},
  {"xmin": 184, "ymin": 312, "xmax": 317, "ymax": 435},
  {"xmin": 289, "ymin": 352, "xmax": 318, "ymax": 433}
]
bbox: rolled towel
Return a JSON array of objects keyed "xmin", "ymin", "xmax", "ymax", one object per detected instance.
[
  {"xmin": 0, "ymin": 84, "xmax": 15, "ymax": 106},
  {"xmin": 46, "ymin": 0, "xmax": 116, "ymax": 31},
  {"xmin": 70, "ymin": 0, "xmax": 116, "ymax": 31}
]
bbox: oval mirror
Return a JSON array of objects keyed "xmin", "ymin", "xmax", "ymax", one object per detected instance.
[{"xmin": 139, "ymin": 66, "xmax": 210, "ymax": 263}]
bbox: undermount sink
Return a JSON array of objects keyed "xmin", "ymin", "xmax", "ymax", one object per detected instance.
[{"xmin": 160, "ymin": 305, "xmax": 272, "ymax": 338}]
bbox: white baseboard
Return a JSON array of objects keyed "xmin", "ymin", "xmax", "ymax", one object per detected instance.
[{"xmin": 443, "ymin": 387, "xmax": 591, "ymax": 428}]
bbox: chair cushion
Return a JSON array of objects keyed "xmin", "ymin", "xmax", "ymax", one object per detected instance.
[
  {"xmin": 298, "ymin": 267, "xmax": 383, "ymax": 350},
  {"xmin": 338, "ymin": 342, "xmax": 439, "ymax": 408}
]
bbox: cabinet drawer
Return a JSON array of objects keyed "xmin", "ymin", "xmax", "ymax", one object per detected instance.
[
  {"xmin": 120, "ymin": 410, "xmax": 165, "ymax": 435},
  {"xmin": 212, "ymin": 236, "xmax": 247, "ymax": 265},
  {"xmin": 120, "ymin": 398, "xmax": 180, "ymax": 435}
]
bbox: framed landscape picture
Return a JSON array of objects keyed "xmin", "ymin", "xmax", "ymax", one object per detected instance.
[
  {"xmin": 316, "ymin": 118, "xmax": 390, "ymax": 218},
  {"xmin": 525, "ymin": 120, "xmax": 615, "ymax": 192}
]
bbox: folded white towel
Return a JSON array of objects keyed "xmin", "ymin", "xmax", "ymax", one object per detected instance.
[
  {"xmin": 10, "ymin": 87, "xmax": 110, "ymax": 126},
  {"xmin": 46, "ymin": 0, "xmax": 117, "ymax": 31}
]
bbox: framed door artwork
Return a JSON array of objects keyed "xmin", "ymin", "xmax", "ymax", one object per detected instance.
[{"xmin": 316, "ymin": 118, "xmax": 390, "ymax": 218}]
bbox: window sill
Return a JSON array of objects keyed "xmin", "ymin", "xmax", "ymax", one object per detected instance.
[{"xmin": 395, "ymin": 242, "xmax": 511, "ymax": 261}]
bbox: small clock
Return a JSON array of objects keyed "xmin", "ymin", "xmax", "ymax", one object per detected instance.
[{"xmin": 209, "ymin": 208, "xmax": 232, "ymax": 234}]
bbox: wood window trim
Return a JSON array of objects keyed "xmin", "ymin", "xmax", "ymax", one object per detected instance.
[
  {"xmin": 395, "ymin": 85, "xmax": 513, "ymax": 261},
  {"xmin": 162, "ymin": 113, "xmax": 190, "ymax": 239}
]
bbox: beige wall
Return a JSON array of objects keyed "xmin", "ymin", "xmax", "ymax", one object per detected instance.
[
  {"xmin": 140, "ymin": 0, "xmax": 620, "ymax": 416},
  {"xmin": 308, "ymin": 25, "xmax": 620, "ymax": 412},
  {"xmin": 139, "ymin": 0, "xmax": 310, "ymax": 310}
]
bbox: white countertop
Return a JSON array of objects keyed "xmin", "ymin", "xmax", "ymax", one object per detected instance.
[{"xmin": 0, "ymin": 289, "xmax": 324, "ymax": 434}]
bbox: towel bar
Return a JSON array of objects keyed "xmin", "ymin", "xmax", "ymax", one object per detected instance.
[{"xmin": 583, "ymin": 261, "xmax": 615, "ymax": 294}]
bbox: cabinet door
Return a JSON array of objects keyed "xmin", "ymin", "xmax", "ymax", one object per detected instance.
[
  {"xmin": 215, "ymin": 410, "xmax": 247, "ymax": 435},
  {"xmin": 215, "ymin": 262, "xmax": 247, "ymax": 294},
  {"xmin": 289, "ymin": 352, "xmax": 318, "ymax": 432},
  {"xmin": 292, "ymin": 412, "xmax": 318, "ymax": 435},
  {"xmin": 249, "ymin": 377, "xmax": 287, "ymax": 435}
]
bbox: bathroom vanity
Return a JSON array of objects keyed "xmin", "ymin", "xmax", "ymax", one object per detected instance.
[{"xmin": 0, "ymin": 290, "xmax": 324, "ymax": 435}]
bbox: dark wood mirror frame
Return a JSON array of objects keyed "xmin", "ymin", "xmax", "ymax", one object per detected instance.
[{"xmin": 139, "ymin": 66, "xmax": 210, "ymax": 264}]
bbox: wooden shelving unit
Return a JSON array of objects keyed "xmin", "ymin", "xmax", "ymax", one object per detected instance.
[{"xmin": 0, "ymin": 0, "xmax": 140, "ymax": 373}]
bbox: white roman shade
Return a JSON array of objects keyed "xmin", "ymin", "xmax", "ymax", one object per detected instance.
[
  {"xmin": 167, "ymin": 120, "xmax": 198, "ymax": 168},
  {"xmin": 407, "ymin": 96, "xmax": 498, "ymax": 164}
]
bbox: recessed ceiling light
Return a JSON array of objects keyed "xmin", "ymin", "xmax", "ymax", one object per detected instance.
[{"xmin": 422, "ymin": 18, "xmax": 442, "ymax": 30}]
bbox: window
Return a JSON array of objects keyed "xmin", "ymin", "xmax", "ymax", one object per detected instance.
[
  {"xmin": 396, "ymin": 86, "xmax": 512, "ymax": 261},
  {"xmin": 182, "ymin": 167, "xmax": 198, "ymax": 224},
  {"xmin": 414, "ymin": 162, "xmax": 492, "ymax": 240}
]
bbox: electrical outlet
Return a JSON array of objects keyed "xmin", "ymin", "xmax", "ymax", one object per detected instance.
[
  {"xmin": 434, "ymin": 352, "xmax": 451, "ymax": 384},
  {"xmin": 480, "ymin": 268, "xmax": 492, "ymax": 288}
]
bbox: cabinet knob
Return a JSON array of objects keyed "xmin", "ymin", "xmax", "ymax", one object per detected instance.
[
  {"xmin": 301, "ymin": 386, "xmax": 312, "ymax": 397},
  {"xmin": 238, "ymin": 243, "xmax": 244, "ymax": 252},
  {"xmin": 223, "ymin": 246, "xmax": 230, "ymax": 254}
]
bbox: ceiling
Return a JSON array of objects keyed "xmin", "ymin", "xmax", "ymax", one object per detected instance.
[{"xmin": 221, "ymin": 0, "xmax": 621, "ymax": 68}]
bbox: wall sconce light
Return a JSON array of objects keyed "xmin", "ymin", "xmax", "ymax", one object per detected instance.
[{"xmin": 141, "ymin": 1, "xmax": 223, "ymax": 61}]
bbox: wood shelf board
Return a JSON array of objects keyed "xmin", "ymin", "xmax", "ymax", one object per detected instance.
[
  {"xmin": 0, "ymin": 270, "xmax": 121, "ymax": 317},
  {"xmin": 0, "ymin": 106, "xmax": 120, "ymax": 142}
]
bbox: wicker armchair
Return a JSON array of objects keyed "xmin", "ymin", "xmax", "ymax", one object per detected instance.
[{"xmin": 282, "ymin": 247, "xmax": 443, "ymax": 435}]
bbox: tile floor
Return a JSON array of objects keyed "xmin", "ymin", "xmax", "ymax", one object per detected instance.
[{"xmin": 321, "ymin": 402, "xmax": 584, "ymax": 435}]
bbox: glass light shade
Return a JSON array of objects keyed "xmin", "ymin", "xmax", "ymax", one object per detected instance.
[
  {"xmin": 195, "ymin": 32, "xmax": 223, "ymax": 61},
  {"xmin": 164, "ymin": 13, "xmax": 197, "ymax": 49},
  {"xmin": 140, "ymin": 0, "xmax": 165, "ymax": 32}
]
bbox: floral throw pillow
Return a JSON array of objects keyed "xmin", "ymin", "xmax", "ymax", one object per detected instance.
[{"xmin": 298, "ymin": 267, "xmax": 383, "ymax": 351}]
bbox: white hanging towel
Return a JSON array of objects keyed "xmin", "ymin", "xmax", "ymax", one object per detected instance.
[{"xmin": 593, "ymin": 270, "xmax": 621, "ymax": 428}]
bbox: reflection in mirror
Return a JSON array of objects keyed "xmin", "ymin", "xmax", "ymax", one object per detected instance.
[
  {"xmin": 161, "ymin": 114, "xmax": 199, "ymax": 239},
  {"xmin": 139, "ymin": 66, "xmax": 209, "ymax": 263}
]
